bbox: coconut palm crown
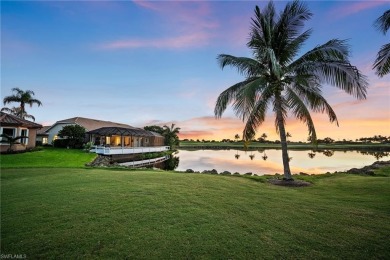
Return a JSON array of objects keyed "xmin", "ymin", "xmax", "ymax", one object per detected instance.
[
  {"xmin": 3, "ymin": 88, "xmax": 42, "ymax": 116},
  {"xmin": 214, "ymin": 0, "xmax": 368, "ymax": 180},
  {"xmin": 1, "ymin": 107, "xmax": 36, "ymax": 121},
  {"xmin": 163, "ymin": 123, "xmax": 181, "ymax": 148},
  {"xmin": 373, "ymin": 9, "xmax": 390, "ymax": 77}
]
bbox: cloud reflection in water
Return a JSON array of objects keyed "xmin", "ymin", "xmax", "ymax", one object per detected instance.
[{"xmin": 175, "ymin": 149, "xmax": 389, "ymax": 175}]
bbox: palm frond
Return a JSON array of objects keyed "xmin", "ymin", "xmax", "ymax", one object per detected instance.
[
  {"xmin": 281, "ymin": 29, "xmax": 312, "ymax": 64},
  {"xmin": 277, "ymin": 0, "xmax": 312, "ymax": 38},
  {"xmin": 289, "ymin": 79, "xmax": 339, "ymax": 126},
  {"xmin": 3, "ymin": 96, "xmax": 20, "ymax": 106},
  {"xmin": 11, "ymin": 88, "xmax": 24, "ymax": 95},
  {"xmin": 214, "ymin": 77, "xmax": 260, "ymax": 118},
  {"xmin": 217, "ymin": 55, "xmax": 264, "ymax": 77},
  {"xmin": 274, "ymin": 0, "xmax": 312, "ymax": 56},
  {"xmin": 292, "ymin": 39, "xmax": 350, "ymax": 66},
  {"xmin": 23, "ymin": 114, "xmax": 36, "ymax": 121},
  {"xmin": 249, "ymin": 3, "xmax": 276, "ymax": 50},
  {"xmin": 27, "ymin": 98, "xmax": 43, "ymax": 107},
  {"xmin": 291, "ymin": 39, "xmax": 368, "ymax": 99},
  {"xmin": 314, "ymin": 61, "xmax": 368, "ymax": 99},
  {"xmin": 373, "ymin": 42, "xmax": 390, "ymax": 77},
  {"xmin": 242, "ymin": 86, "xmax": 274, "ymax": 141},
  {"xmin": 374, "ymin": 9, "xmax": 390, "ymax": 35},
  {"xmin": 285, "ymin": 88, "xmax": 318, "ymax": 143}
]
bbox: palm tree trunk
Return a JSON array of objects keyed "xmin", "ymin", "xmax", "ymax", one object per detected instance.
[{"xmin": 275, "ymin": 97, "xmax": 293, "ymax": 181}]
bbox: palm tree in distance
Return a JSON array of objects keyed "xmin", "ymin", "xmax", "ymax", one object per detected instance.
[
  {"xmin": 286, "ymin": 132, "xmax": 292, "ymax": 142},
  {"xmin": 214, "ymin": 0, "xmax": 368, "ymax": 180},
  {"xmin": 1, "ymin": 107, "xmax": 36, "ymax": 121},
  {"xmin": 373, "ymin": 9, "xmax": 390, "ymax": 77},
  {"xmin": 162, "ymin": 124, "xmax": 181, "ymax": 149},
  {"xmin": 3, "ymin": 88, "xmax": 42, "ymax": 117},
  {"xmin": 234, "ymin": 134, "xmax": 240, "ymax": 142}
]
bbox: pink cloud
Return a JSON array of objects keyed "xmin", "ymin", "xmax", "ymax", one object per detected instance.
[
  {"xmin": 100, "ymin": 31, "xmax": 211, "ymax": 50},
  {"xmin": 133, "ymin": 0, "xmax": 217, "ymax": 30},
  {"xmin": 329, "ymin": 1, "xmax": 389, "ymax": 19},
  {"xmin": 97, "ymin": 1, "xmax": 219, "ymax": 50}
]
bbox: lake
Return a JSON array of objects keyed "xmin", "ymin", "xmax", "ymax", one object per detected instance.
[{"xmin": 170, "ymin": 149, "xmax": 390, "ymax": 175}]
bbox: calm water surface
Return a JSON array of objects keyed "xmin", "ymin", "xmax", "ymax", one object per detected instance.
[{"xmin": 173, "ymin": 149, "xmax": 389, "ymax": 175}]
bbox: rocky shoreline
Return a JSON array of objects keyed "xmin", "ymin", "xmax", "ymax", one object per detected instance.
[
  {"xmin": 87, "ymin": 156, "xmax": 390, "ymax": 177},
  {"xmin": 345, "ymin": 160, "xmax": 390, "ymax": 175}
]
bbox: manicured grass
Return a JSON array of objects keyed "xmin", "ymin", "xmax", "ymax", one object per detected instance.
[
  {"xmin": 1, "ymin": 167, "xmax": 389, "ymax": 259},
  {"xmin": 0, "ymin": 147, "xmax": 96, "ymax": 168}
]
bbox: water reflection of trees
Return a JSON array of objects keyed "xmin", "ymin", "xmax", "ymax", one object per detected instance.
[
  {"xmin": 322, "ymin": 150, "xmax": 334, "ymax": 157},
  {"xmin": 262, "ymin": 152, "xmax": 268, "ymax": 161},
  {"xmin": 308, "ymin": 151, "xmax": 316, "ymax": 159},
  {"xmin": 154, "ymin": 155, "xmax": 180, "ymax": 171},
  {"xmin": 359, "ymin": 151, "xmax": 389, "ymax": 160}
]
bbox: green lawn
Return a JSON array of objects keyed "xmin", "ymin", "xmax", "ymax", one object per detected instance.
[
  {"xmin": 0, "ymin": 147, "xmax": 96, "ymax": 168},
  {"xmin": 1, "ymin": 148, "xmax": 389, "ymax": 258}
]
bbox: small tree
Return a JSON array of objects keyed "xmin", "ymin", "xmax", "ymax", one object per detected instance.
[
  {"xmin": 144, "ymin": 125, "xmax": 164, "ymax": 134},
  {"xmin": 0, "ymin": 134, "xmax": 28, "ymax": 152},
  {"xmin": 162, "ymin": 124, "xmax": 180, "ymax": 149},
  {"xmin": 57, "ymin": 125, "xmax": 86, "ymax": 148}
]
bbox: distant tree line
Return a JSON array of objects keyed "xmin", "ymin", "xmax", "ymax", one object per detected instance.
[{"xmin": 181, "ymin": 135, "xmax": 390, "ymax": 144}]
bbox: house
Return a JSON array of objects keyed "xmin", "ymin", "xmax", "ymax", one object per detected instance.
[
  {"xmin": 43, "ymin": 117, "xmax": 136, "ymax": 144},
  {"xmin": 0, "ymin": 112, "xmax": 42, "ymax": 152},
  {"xmin": 41, "ymin": 117, "xmax": 167, "ymax": 155},
  {"xmin": 87, "ymin": 126, "xmax": 168, "ymax": 155},
  {"xmin": 36, "ymin": 125, "xmax": 51, "ymax": 145}
]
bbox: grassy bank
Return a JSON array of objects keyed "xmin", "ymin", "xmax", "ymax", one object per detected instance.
[
  {"xmin": 1, "ymin": 147, "xmax": 389, "ymax": 258},
  {"xmin": 1, "ymin": 167, "xmax": 390, "ymax": 259}
]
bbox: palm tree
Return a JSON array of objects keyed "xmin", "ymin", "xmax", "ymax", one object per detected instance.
[
  {"xmin": 162, "ymin": 124, "xmax": 181, "ymax": 149},
  {"xmin": 214, "ymin": 1, "xmax": 368, "ymax": 180},
  {"xmin": 0, "ymin": 133, "xmax": 28, "ymax": 152},
  {"xmin": 1, "ymin": 107, "xmax": 35, "ymax": 121},
  {"xmin": 3, "ymin": 88, "xmax": 42, "ymax": 116},
  {"xmin": 373, "ymin": 9, "xmax": 390, "ymax": 77},
  {"xmin": 234, "ymin": 134, "xmax": 240, "ymax": 142},
  {"xmin": 286, "ymin": 132, "xmax": 292, "ymax": 142}
]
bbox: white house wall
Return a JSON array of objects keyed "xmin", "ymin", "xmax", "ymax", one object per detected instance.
[{"xmin": 46, "ymin": 123, "xmax": 75, "ymax": 144}]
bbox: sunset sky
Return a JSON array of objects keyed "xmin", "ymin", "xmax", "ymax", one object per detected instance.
[{"xmin": 2, "ymin": 0, "xmax": 389, "ymax": 141}]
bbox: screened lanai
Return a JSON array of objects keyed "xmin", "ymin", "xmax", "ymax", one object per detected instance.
[
  {"xmin": 87, "ymin": 127, "xmax": 168, "ymax": 155},
  {"xmin": 88, "ymin": 127, "xmax": 165, "ymax": 147}
]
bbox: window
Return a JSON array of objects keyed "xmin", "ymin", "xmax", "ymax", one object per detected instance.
[
  {"xmin": 2, "ymin": 128, "xmax": 15, "ymax": 137},
  {"xmin": 1, "ymin": 128, "xmax": 16, "ymax": 143},
  {"xmin": 42, "ymin": 137, "xmax": 48, "ymax": 144},
  {"xmin": 20, "ymin": 129, "xmax": 29, "ymax": 145}
]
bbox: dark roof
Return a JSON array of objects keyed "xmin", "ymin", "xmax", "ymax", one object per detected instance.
[
  {"xmin": 87, "ymin": 127, "xmax": 163, "ymax": 137},
  {"xmin": 52, "ymin": 117, "xmax": 134, "ymax": 131},
  {"xmin": 0, "ymin": 112, "xmax": 42, "ymax": 129},
  {"xmin": 37, "ymin": 126, "xmax": 51, "ymax": 135}
]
